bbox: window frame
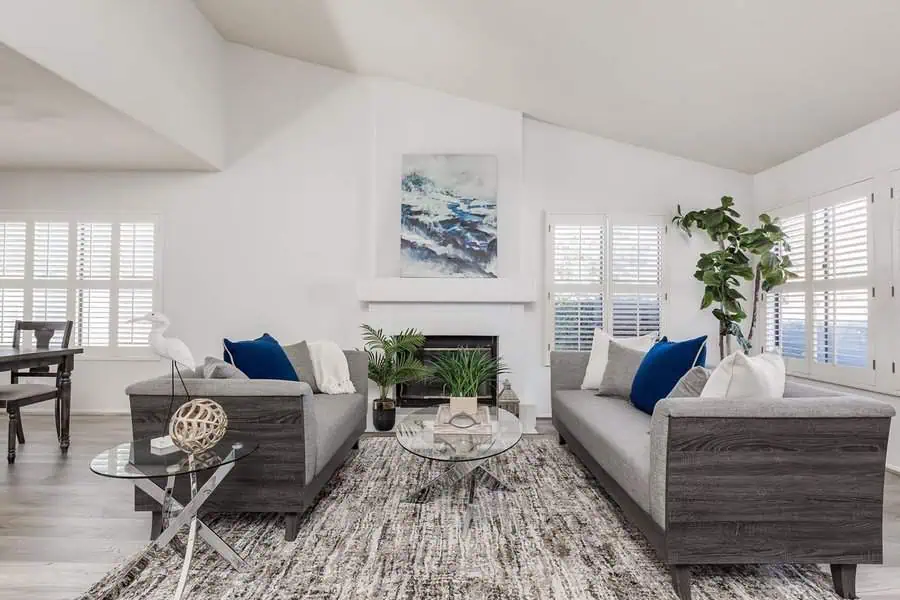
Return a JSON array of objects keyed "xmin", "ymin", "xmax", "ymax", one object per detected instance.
[
  {"xmin": 766, "ymin": 180, "xmax": 876, "ymax": 389},
  {"xmin": 0, "ymin": 211, "xmax": 162, "ymax": 361},
  {"xmin": 545, "ymin": 212, "xmax": 668, "ymax": 361}
]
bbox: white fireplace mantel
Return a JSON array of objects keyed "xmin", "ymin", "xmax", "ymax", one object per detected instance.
[{"xmin": 357, "ymin": 278, "xmax": 537, "ymax": 304}]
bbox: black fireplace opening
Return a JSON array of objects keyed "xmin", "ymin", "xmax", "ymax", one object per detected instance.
[{"xmin": 396, "ymin": 335, "xmax": 499, "ymax": 407}]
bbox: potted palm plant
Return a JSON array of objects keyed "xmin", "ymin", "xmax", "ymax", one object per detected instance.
[
  {"xmin": 361, "ymin": 324, "xmax": 430, "ymax": 431},
  {"xmin": 429, "ymin": 349, "xmax": 508, "ymax": 415}
]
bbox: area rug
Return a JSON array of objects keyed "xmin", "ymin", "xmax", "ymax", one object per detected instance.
[{"xmin": 80, "ymin": 436, "xmax": 840, "ymax": 600}]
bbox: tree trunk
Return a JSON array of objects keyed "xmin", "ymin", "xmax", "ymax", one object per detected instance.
[
  {"xmin": 718, "ymin": 333, "xmax": 725, "ymax": 361},
  {"xmin": 746, "ymin": 265, "xmax": 763, "ymax": 353}
]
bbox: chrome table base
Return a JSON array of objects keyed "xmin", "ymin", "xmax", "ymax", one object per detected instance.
[
  {"xmin": 133, "ymin": 453, "xmax": 246, "ymax": 600},
  {"xmin": 404, "ymin": 459, "xmax": 514, "ymax": 534}
]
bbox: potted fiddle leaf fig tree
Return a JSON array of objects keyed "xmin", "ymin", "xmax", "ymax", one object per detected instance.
[
  {"xmin": 361, "ymin": 324, "xmax": 430, "ymax": 431},
  {"xmin": 673, "ymin": 196, "xmax": 797, "ymax": 360},
  {"xmin": 429, "ymin": 349, "xmax": 508, "ymax": 415}
]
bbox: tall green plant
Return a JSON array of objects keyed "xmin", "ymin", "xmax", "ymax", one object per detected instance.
[
  {"xmin": 673, "ymin": 196, "xmax": 797, "ymax": 359},
  {"xmin": 429, "ymin": 350, "xmax": 508, "ymax": 398},
  {"xmin": 361, "ymin": 324, "xmax": 430, "ymax": 404}
]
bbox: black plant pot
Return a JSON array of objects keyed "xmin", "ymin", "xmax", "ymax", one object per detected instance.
[{"xmin": 372, "ymin": 400, "xmax": 396, "ymax": 432}]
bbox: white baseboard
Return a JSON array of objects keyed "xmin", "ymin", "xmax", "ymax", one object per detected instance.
[{"xmin": 888, "ymin": 464, "xmax": 900, "ymax": 476}]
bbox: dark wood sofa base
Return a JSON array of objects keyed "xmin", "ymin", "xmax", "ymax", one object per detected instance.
[
  {"xmin": 554, "ymin": 418, "xmax": 875, "ymax": 600},
  {"xmin": 147, "ymin": 426, "xmax": 364, "ymax": 542}
]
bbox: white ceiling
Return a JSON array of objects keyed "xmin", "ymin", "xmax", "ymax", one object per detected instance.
[
  {"xmin": 0, "ymin": 44, "xmax": 211, "ymax": 171},
  {"xmin": 196, "ymin": 0, "xmax": 900, "ymax": 174}
]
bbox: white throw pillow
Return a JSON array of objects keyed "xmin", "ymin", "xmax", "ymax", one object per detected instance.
[
  {"xmin": 700, "ymin": 352, "xmax": 786, "ymax": 398},
  {"xmin": 580, "ymin": 329, "xmax": 657, "ymax": 389}
]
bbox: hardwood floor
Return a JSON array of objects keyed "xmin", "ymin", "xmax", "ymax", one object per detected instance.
[{"xmin": 0, "ymin": 415, "xmax": 897, "ymax": 599}]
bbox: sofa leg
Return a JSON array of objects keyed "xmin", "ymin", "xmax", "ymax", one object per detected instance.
[
  {"xmin": 671, "ymin": 565, "xmax": 692, "ymax": 600},
  {"xmin": 557, "ymin": 433, "xmax": 566, "ymax": 445},
  {"xmin": 830, "ymin": 564, "xmax": 857, "ymax": 599},
  {"xmin": 285, "ymin": 513, "xmax": 299, "ymax": 542},
  {"xmin": 352, "ymin": 439, "xmax": 360, "ymax": 450}
]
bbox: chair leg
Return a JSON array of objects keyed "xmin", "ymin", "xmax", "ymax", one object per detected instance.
[
  {"xmin": 7, "ymin": 409, "xmax": 17, "ymax": 464},
  {"xmin": 54, "ymin": 397, "xmax": 61, "ymax": 440},
  {"xmin": 830, "ymin": 564, "xmax": 857, "ymax": 599},
  {"xmin": 285, "ymin": 513, "xmax": 299, "ymax": 542},
  {"xmin": 14, "ymin": 407, "xmax": 24, "ymax": 443},
  {"xmin": 671, "ymin": 565, "xmax": 692, "ymax": 600}
]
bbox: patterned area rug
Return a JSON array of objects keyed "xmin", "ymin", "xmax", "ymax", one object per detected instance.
[{"xmin": 80, "ymin": 436, "xmax": 840, "ymax": 600}]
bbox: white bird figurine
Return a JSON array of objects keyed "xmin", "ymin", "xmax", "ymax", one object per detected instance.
[{"xmin": 131, "ymin": 312, "xmax": 195, "ymax": 370}]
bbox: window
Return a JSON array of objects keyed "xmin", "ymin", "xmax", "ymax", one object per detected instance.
[
  {"xmin": 765, "ymin": 181, "xmax": 873, "ymax": 387},
  {"xmin": 547, "ymin": 214, "xmax": 665, "ymax": 353},
  {"xmin": 0, "ymin": 214, "xmax": 159, "ymax": 355}
]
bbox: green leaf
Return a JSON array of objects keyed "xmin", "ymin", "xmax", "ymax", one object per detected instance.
[{"xmin": 700, "ymin": 290, "xmax": 714, "ymax": 309}]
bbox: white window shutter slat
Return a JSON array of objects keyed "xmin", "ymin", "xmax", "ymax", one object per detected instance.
[
  {"xmin": 0, "ymin": 222, "xmax": 26, "ymax": 279},
  {"xmin": 76, "ymin": 223, "xmax": 112, "ymax": 281},
  {"xmin": 553, "ymin": 292, "xmax": 603, "ymax": 351},
  {"xmin": 813, "ymin": 289, "xmax": 868, "ymax": 368},
  {"xmin": 765, "ymin": 291, "xmax": 806, "ymax": 358},
  {"xmin": 610, "ymin": 224, "xmax": 663, "ymax": 337},
  {"xmin": 812, "ymin": 198, "xmax": 868, "ymax": 281},
  {"xmin": 778, "ymin": 214, "xmax": 805, "ymax": 282},
  {"xmin": 119, "ymin": 223, "xmax": 155, "ymax": 280},
  {"xmin": 74, "ymin": 288, "xmax": 110, "ymax": 347},
  {"xmin": 0, "ymin": 288, "xmax": 24, "ymax": 345},
  {"xmin": 33, "ymin": 222, "xmax": 69, "ymax": 280},
  {"xmin": 611, "ymin": 293, "xmax": 661, "ymax": 337},
  {"xmin": 117, "ymin": 289, "xmax": 153, "ymax": 346},
  {"xmin": 553, "ymin": 225, "xmax": 604, "ymax": 284}
]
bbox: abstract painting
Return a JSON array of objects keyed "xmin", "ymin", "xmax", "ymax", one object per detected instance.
[{"xmin": 400, "ymin": 154, "xmax": 498, "ymax": 278}]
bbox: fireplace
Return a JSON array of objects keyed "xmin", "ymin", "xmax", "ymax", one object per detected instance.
[{"xmin": 396, "ymin": 335, "xmax": 499, "ymax": 407}]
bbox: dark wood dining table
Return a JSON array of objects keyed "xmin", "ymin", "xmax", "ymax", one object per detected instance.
[{"xmin": 0, "ymin": 347, "xmax": 84, "ymax": 457}]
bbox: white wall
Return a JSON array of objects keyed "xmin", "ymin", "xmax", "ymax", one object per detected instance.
[
  {"xmin": 754, "ymin": 109, "xmax": 900, "ymax": 469},
  {"xmin": 0, "ymin": 43, "xmax": 753, "ymax": 420},
  {"xmin": 0, "ymin": 0, "xmax": 226, "ymax": 169}
]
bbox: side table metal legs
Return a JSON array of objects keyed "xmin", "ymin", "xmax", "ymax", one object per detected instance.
[
  {"xmin": 133, "ymin": 453, "xmax": 247, "ymax": 600},
  {"xmin": 404, "ymin": 459, "xmax": 514, "ymax": 533}
]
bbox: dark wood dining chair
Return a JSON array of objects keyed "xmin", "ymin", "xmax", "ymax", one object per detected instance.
[{"xmin": 1, "ymin": 320, "xmax": 73, "ymax": 464}]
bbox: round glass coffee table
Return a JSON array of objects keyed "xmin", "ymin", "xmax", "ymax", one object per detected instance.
[
  {"xmin": 90, "ymin": 434, "xmax": 257, "ymax": 600},
  {"xmin": 396, "ymin": 406, "xmax": 522, "ymax": 532}
]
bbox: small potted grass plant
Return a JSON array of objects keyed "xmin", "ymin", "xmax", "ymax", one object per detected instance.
[
  {"xmin": 361, "ymin": 324, "xmax": 430, "ymax": 431},
  {"xmin": 429, "ymin": 349, "xmax": 508, "ymax": 415}
]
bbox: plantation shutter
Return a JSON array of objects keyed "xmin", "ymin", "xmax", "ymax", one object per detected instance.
[
  {"xmin": 811, "ymin": 196, "xmax": 869, "ymax": 371},
  {"xmin": 119, "ymin": 223, "xmax": 155, "ymax": 280},
  {"xmin": 117, "ymin": 288, "xmax": 153, "ymax": 346},
  {"xmin": 609, "ymin": 223, "xmax": 663, "ymax": 337},
  {"xmin": 74, "ymin": 223, "xmax": 113, "ymax": 346},
  {"xmin": 33, "ymin": 222, "xmax": 69, "ymax": 280},
  {"xmin": 765, "ymin": 291, "xmax": 806, "ymax": 358},
  {"xmin": 0, "ymin": 222, "xmax": 26, "ymax": 345},
  {"xmin": 548, "ymin": 218, "xmax": 606, "ymax": 351}
]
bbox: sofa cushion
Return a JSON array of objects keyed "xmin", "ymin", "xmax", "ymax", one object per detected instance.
[
  {"xmin": 667, "ymin": 366, "xmax": 711, "ymax": 398},
  {"xmin": 306, "ymin": 393, "xmax": 366, "ymax": 481},
  {"xmin": 202, "ymin": 356, "xmax": 248, "ymax": 379},
  {"xmin": 630, "ymin": 335, "xmax": 707, "ymax": 415},
  {"xmin": 701, "ymin": 351, "xmax": 785, "ymax": 399},
  {"xmin": 282, "ymin": 340, "xmax": 320, "ymax": 393},
  {"xmin": 581, "ymin": 329, "xmax": 656, "ymax": 389},
  {"xmin": 596, "ymin": 340, "xmax": 646, "ymax": 398},
  {"xmin": 223, "ymin": 333, "xmax": 299, "ymax": 381},
  {"xmin": 553, "ymin": 390, "xmax": 652, "ymax": 514}
]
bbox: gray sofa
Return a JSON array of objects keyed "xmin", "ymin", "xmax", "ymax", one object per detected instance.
[
  {"xmin": 551, "ymin": 351, "xmax": 895, "ymax": 600},
  {"xmin": 126, "ymin": 350, "xmax": 368, "ymax": 541}
]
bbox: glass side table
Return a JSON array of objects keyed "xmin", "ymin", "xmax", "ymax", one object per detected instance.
[
  {"xmin": 396, "ymin": 406, "xmax": 522, "ymax": 533},
  {"xmin": 90, "ymin": 434, "xmax": 258, "ymax": 600}
]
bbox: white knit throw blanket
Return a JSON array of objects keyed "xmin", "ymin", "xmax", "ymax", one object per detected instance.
[{"xmin": 307, "ymin": 340, "xmax": 356, "ymax": 394}]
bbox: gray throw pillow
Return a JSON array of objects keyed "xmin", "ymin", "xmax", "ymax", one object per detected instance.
[
  {"xmin": 596, "ymin": 339, "xmax": 646, "ymax": 398},
  {"xmin": 667, "ymin": 366, "xmax": 711, "ymax": 398},
  {"xmin": 281, "ymin": 340, "xmax": 320, "ymax": 393},
  {"xmin": 202, "ymin": 356, "xmax": 249, "ymax": 379}
]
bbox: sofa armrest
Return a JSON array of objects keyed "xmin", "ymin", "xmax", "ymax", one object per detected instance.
[
  {"xmin": 550, "ymin": 352, "xmax": 590, "ymax": 393},
  {"xmin": 126, "ymin": 377, "xmax": 314, "ymax": 398},
  {"xmin": 649, "ymin": 395, "xmax": 893, "ymax": 564}
]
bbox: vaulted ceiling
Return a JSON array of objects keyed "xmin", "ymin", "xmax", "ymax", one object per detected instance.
[{"xmin": 196, "ymin": 0, "xmax": 900, "ymax": 173}]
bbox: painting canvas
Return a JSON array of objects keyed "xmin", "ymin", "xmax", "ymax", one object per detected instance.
[{"xmin": 400, "ymin": 154, "xmax": 498, "ymax": 278}]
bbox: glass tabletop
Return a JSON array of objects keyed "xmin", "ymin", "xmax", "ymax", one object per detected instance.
[
  {"xmin": 396, "ymin": 406, "xmax": 522, "ymax": 462},
  {"xmin": 90, "ymin": 433, "xmax": 258, "ymax": 479}
]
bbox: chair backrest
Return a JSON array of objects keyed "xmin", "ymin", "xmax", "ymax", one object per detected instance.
[
  {"xmin": 13, "ymin": 320, "xmax": 73, "ymax": 350},
  {"xmin": 12, "ymin": 320, "xmax": 74, "ymax": 383}
]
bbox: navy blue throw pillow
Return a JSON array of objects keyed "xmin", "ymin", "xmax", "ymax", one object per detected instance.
[
  {"xmin": 223, "ymin": 333, "xmax": 299, "ymax": 381},
  {"xmin": 629, "ymin": 335, "xmax": 707, "ymax": 415}
]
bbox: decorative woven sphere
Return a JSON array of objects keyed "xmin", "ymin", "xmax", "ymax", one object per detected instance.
[{"xmin": 169, "ymin": 398, "xmax": 228, "ymax": 454}]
